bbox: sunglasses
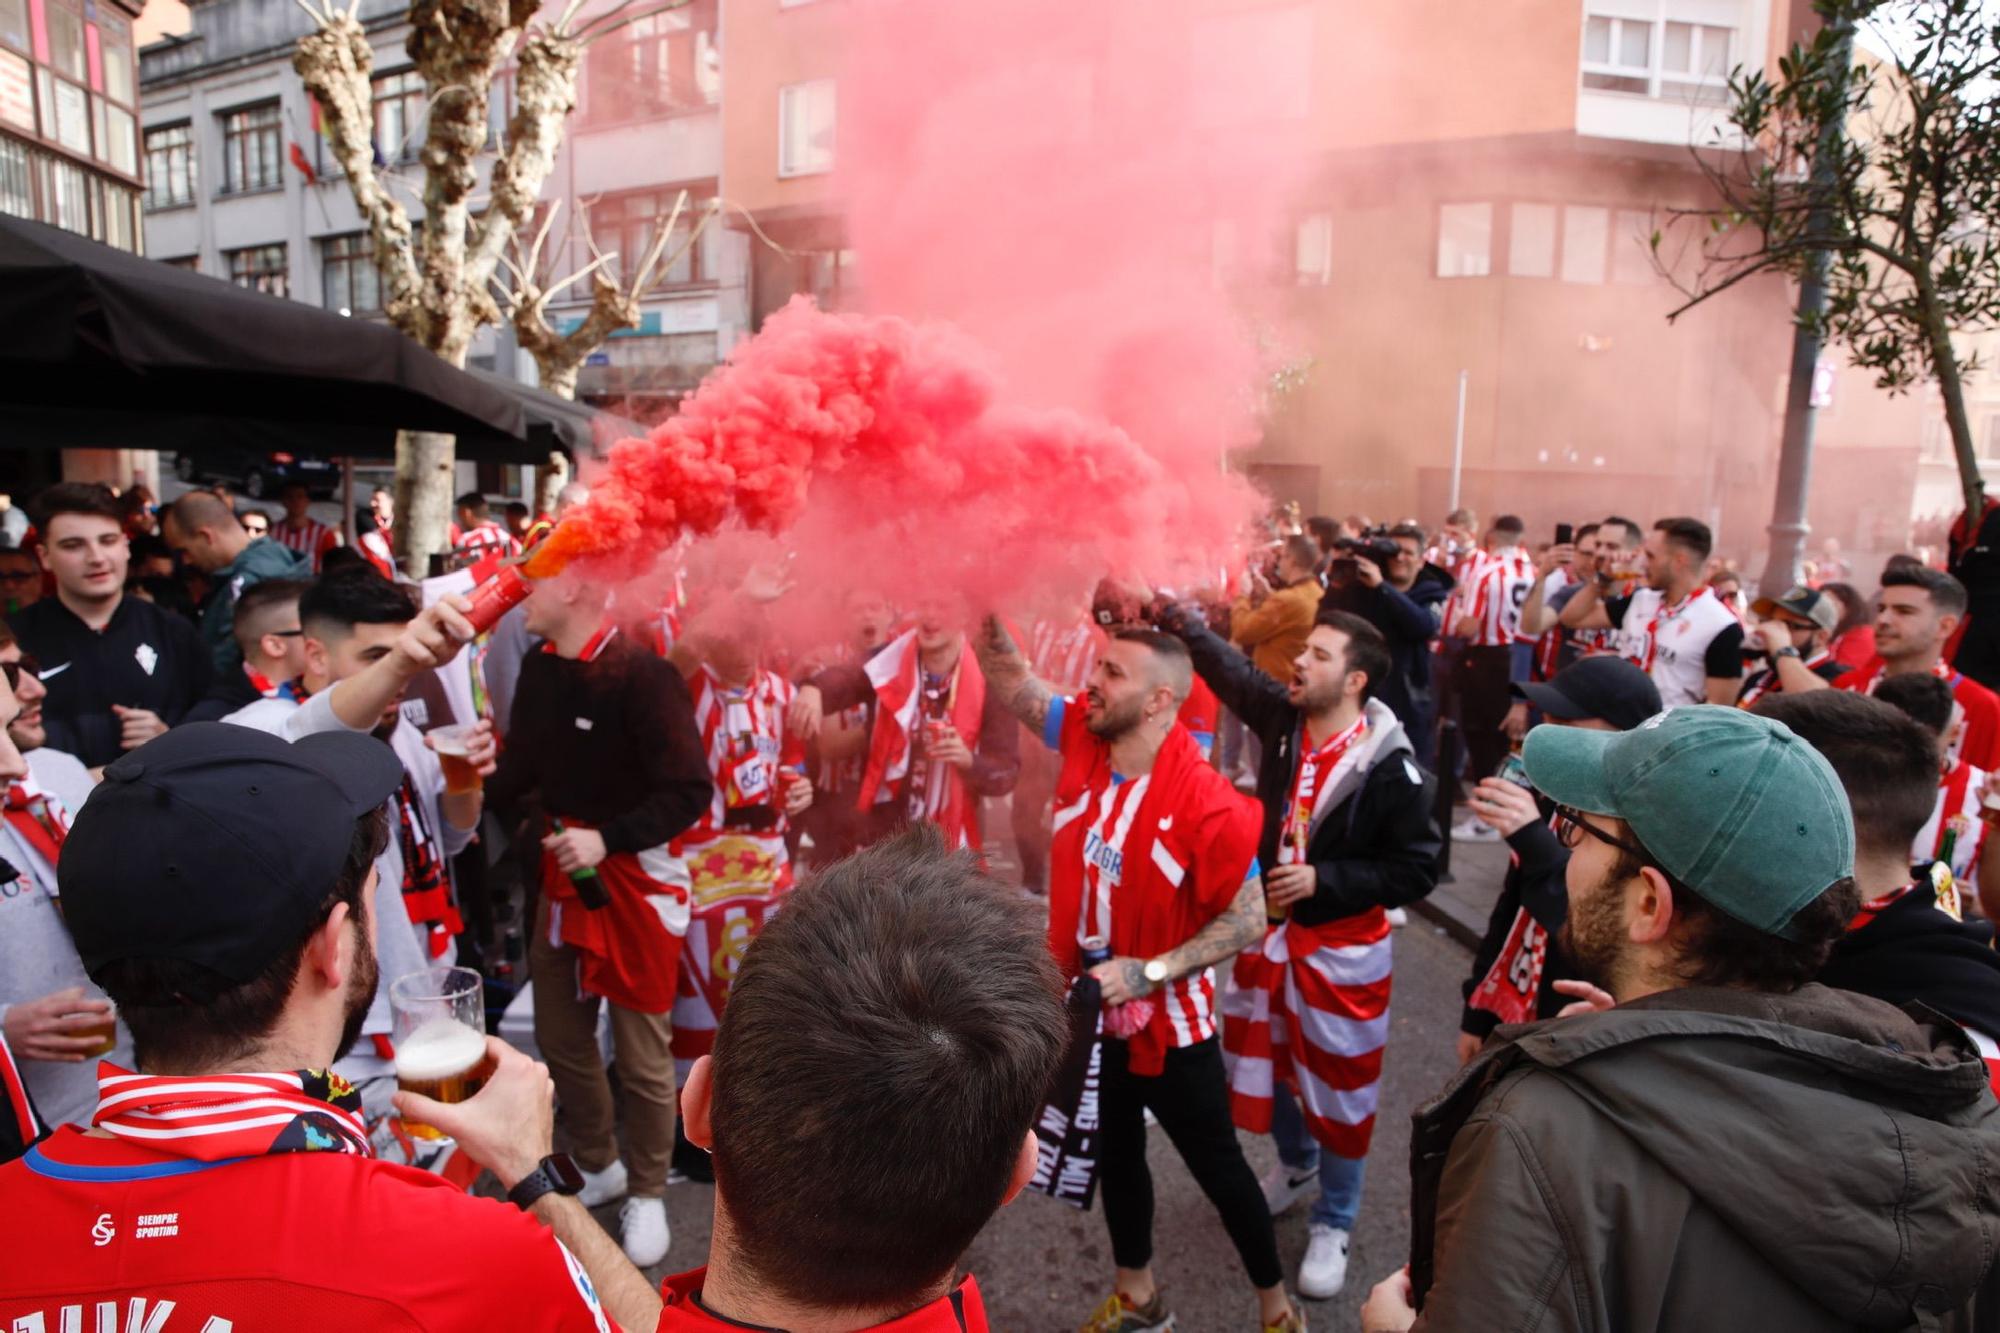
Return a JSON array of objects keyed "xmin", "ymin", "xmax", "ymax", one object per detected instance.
[
  {"xmin": 1553, "ymin": 804, "xmax": 1647, "ymax": 857},
  {"xmin": 1, "ymin": 652, "xmax": 40, "ymax": 691}
]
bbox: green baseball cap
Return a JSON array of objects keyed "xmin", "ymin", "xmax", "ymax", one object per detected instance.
[{"xmin": 1522, "ymin": 706, "xmax": 1854, "ymax": 938}]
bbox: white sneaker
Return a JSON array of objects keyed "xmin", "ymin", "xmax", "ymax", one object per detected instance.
[
  {"xmin": 1298, "ymin": 1224, "xmax": 1350, "ymax": 1300},
  {"xmin": 620, "ymin": 1195, "xmax": 671, "ymax": 1268},
  {"xmin": 1386, "ymin": 907, "xmax": 1409, "ymax": 927},
  {"xmin": 1259, "ymin": 1160, "xmax": 1317, "ymax": 1217},
  {"xmin": 577, "ymin": 1158, "xmax": 629, "ymax": 1208},
  {"xmin": 1451, "ymin": 817, "xmax": 1499, "ymax": 843}
]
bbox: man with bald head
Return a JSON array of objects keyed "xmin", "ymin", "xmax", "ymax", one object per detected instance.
[
  {"xmin": 978, "ymin": 622, "xmax": 1305, "ymax": 1332},
  {"xmin": 162, "ymin": 488, "xmax": 307, "ymax": 681}
]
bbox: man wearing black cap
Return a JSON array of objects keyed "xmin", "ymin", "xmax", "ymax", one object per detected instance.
[
  {"xmin": 1455, "ymin": 656, "xmax": 1662, "ymax": 1065},
  {"xmin": 0, "ymin": 724, "xmax": 666, "ymax": 1330},
  {"xmin": 1736, "ymin": 585, "xmax": 1849, "ymax": 707}
]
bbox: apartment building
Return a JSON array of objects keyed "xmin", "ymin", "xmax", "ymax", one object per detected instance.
[
  {"xmin": 717, "ymin": 0, "xmax": 1933, "ymax": 560},
  {"xmin": 138, "ymin": 0, "xmax": 749, "ymax": 490},
  {"xmin": 0, "ymin": 0, "xmax": 146, "ymax": 250}
]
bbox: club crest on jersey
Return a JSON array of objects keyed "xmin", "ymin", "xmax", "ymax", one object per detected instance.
[{"xmin": 135, "ymin": 643, "xmax": 158, "ymax": 676}]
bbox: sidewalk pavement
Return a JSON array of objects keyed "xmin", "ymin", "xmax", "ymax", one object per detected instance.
[{"xmin": 1409, "ymin": 827, "xmax": 1511, "ymax": 949}]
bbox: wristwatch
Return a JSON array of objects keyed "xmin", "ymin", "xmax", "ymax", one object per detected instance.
[
  {"xmin": 507, "ymin": 1152, "xmax": 585, "ymax": 1211},
  {"xmin": 1142, "ymin": 958, "xmax": 1170, "ymax": 990},
  {"xmin": 1772, "ymin": 646, "xmax": 1802, "ymax": 660}
]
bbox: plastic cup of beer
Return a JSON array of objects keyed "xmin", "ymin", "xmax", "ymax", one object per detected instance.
[
  {"xmin": 430, "ymin": 724, "xmax": 483, "ymax": 795},
  {"xmin": 390, "ymin": 966, "xmax": 494, "ymax": 1142},
  {"xmin": 73, "ymin": 1001, "xmax": 116, "ymax": 1058}
]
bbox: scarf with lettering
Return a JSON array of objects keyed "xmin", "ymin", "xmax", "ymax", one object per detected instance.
[
  {"xmin": 393, "ymin": 772, "xmax": 457, "ymax": 958},
  {"xmin": 90, "ymin": 1064, "xmax": 371, "ymax": 1161}
]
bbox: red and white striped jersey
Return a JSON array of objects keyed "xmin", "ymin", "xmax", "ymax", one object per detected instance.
[
  {"xmin": 452, "ymin": 520, "xmax": 520, "ymax": 564},
  {"xmin": 1031, "ymin": 617, "xmax": 1101, "ymax": 694},
  {"xmin": 270, "ymin": 517, "xmax": 340, "ymax": 572},
  {"xmin": 683, "ymin": 666, "xmax": 802, "ymax": 849},
  {"xmin": 358, "ymin": 527, "xmax": 395, "ymax": 579},
  {"xmin": 1532, "ymin": 565, "xmax": 1582, "ymax": 679},
  {"xmin": 1444, "ymin": 548, "xmax": 1535, "ymax": 647},
  {"xmin": 1917, "ymin": 760, "xmax": 1990, "ymax": 895}
]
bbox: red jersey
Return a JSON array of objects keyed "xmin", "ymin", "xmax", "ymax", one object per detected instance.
[
  {"xmin": 453, "ymin": 520, "xmax": 521, "ymax": 564},
  {"xmin": 1838, "ymin": 657, "xmax": 2000, "ymax": 771},
  {"xmin": 270, "ymin": 517, "xmax": 341, "ymax": 572},
  {"xmin": 658, "ymin": 1269, "xmax": 987, "ymax": 1331},
  {"xmin": 0, "ymin": 1127, "xmax": 619, "ymax": 1331}
]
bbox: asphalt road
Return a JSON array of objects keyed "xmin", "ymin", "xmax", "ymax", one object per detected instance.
[{"xmin": 613, "ymin": 915, "xmax": 1471, "ymax": 1333}]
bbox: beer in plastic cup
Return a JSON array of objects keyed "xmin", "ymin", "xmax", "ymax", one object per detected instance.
[
  {"xmin": 73, "ymin": 1003, "xmax": 116, "ymax": 1058},
  {"xmin": 390, "ymin": 966, "xmax": 492, "ymax": 1141},
  {"xmin": 430, "ymin": 724, "xmax": 482, "ymax": 795}
]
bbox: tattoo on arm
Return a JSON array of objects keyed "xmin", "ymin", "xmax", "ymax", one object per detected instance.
[
  {"xmin": 975, "ymin": 615, "xmax": 1054, "ymax": 732},
  {"xmin": 1150, "ymin": 875, "xmax": 1268, "ymax": 985}
]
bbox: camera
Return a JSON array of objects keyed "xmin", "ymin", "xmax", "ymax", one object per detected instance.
[{"xmin": 1327, "ymin": 528, "xmax": 1402, "ymax": 585}]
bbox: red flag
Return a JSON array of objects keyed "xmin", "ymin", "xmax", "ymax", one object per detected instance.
[{"xmin": 287, "ymin": 140, "xmax": 317, "ymax": 185}]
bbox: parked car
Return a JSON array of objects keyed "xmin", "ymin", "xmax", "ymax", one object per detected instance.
[{"xmin": 172, "ymin": 449, "xmax": 339, "ymax": 500}]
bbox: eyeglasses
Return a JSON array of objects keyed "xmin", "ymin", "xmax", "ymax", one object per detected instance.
[
  {"xmin": 1553, "ymin": 804, "xmax": 1648, "ymax": 857},
  {"xmin": 1, "ymin": 652, "xmax": 41, "ymax": 691}
]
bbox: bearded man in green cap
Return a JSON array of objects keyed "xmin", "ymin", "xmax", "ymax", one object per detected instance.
[{"xmin": 1360, "ymin": 706, "xmax": 2000, "ymax": 1333}]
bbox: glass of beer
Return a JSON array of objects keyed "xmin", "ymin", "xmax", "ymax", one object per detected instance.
[
  {"xmin": 73, "ymin": 1000, "xmax": 116, "ymax": 1058},
  {"xmin": 390, "ymin": 966, "xmax": 494, "ymax": 1141},
  {"xmin": 430, "ymin": 724, "xmax": 483, "ymax": 795}
]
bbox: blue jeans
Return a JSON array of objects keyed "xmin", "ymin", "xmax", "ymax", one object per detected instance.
[{"xmin": 1270, "ymin": 1086, "xmax": 1366, "ymax": 1232}]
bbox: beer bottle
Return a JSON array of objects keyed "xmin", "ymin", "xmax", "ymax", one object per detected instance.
[{"xmin": 551, "ymin": 818, "xmax": 610, "ymax": 910}]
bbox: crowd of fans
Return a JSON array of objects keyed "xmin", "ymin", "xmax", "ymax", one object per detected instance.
[{"xmin": 3, "ymin": 474, "xmax": 2000, "ymax": 1332}]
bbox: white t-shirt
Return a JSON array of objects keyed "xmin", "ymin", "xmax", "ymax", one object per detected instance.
[
  {"xmin": 1608, "ymin": 585, "xmax": 1744, "ymax": 709},
  {"xmin": 26, "ymin": 746, "xmax": 93, "ymax": 819}
]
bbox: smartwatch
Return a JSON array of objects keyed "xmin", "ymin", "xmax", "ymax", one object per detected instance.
[
  {"xmin": 1142, "ymin": 958, "xmax": 1170, "ymax": 990},
  {"xmin": 508, "ymin": 1152, "xmax": 585, "ymax": 1211}
]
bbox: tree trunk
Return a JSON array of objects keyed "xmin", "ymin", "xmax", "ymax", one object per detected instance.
[
  {"xmin": 1921, "ymin": 280, "xmax": 1987, "ymax": 523},
  {"xmin": 534, "ymin": 452, "xmax": 570, "ymax": 516},
  {"xmin": 396, "ymin": 430, "xmax": 459, "ymax": 577}
]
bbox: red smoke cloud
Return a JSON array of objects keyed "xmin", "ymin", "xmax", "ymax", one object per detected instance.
[{"xmin": 535, "ymin": 0, "xmax": 1312, "ymax": 628}]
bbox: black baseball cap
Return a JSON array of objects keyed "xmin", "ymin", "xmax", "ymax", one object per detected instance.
[
  {"xmin": 61, "ymin": 722, "xmax": 404, "ymax": 986},
  {"xmin": 1512, "ymin": 655, "xmax": 1663, "ymax": 732}
]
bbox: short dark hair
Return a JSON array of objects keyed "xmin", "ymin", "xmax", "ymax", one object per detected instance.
[
  {"xmin": 1313, "ymin": 608, "xmax": 1392, "ymax": 700},
  {"xmin": 1305, "ymin": 516, "xmax": 1340, "ymax": 551},
  {"xmin": 1280, "ymin": 534, "xmax": 1320, "ymax": 570},
  {"xmin": 299, "ymin": 567, "xmax": 419, "ymax": 641},
  {"xmin": 504, "ymin": 501, "xmax": 531, "ymax": 519},
  {"xmin": 233, "ymin": 578, "xmax": 307, "ymax": 655},
  {"xmin": 1600, "ymin": 515, "xmax": 1643, "ymax": 546},
  {"xmin": 1619, "ymin": 832, "xmax": 1857, "ymax": 991},
  {"xmin": 1575, "ymin": 522, "xmax": 1601, "ymax": 542},
  {"xmin": 1821, "ymin": 581, "xmax": 1870, "ymax": 635},
  {"xmin": 709, "ymin": 826, "xmax": 1067, "ymax": 1310},
  {"xmin": 1654, "ymin": 516, "xmax": 1713, "ymax": 562},
  {"xmin": 1881, "ymin": 564, "xmax": 1969, "ymax": 618},
  {"xmin": 1873, "ymin": 670, "xmax": 1957, "ymax": 736},
  {"xmin": 32, "ymin": 482, "xmax": 122, "ymax": 531},
  {"xmin": 319, "ymin": 546, "xmax": 369, "ymax": 576},
  {"xmin": 1751, "ymin": 691, "xmax": 1940, "ymax": 860},
  {"xmin": 1110, "ymin": 627, "xmax": 1194, "ymax": 704},
  {"xmin": 1387, "ymin": 522, "xmax": 1426, "ymax": 546},
  {"xmin": 95, "ymin": 807, "xmax": 388, "ymax": 1069},
  {"xmin": 454, "ymin": 491, "xmax": 490, "ymax": 519},
  {"xmin": 1492, "ymin": 514, "xmax": 1524, "ymax": 535}
]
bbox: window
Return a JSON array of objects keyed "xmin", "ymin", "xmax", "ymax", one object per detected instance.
[
  {"xmin": 145, "ymin": 123, "xmax": 197, "ymax": 208},
  {"xmin": 582, "ymin": 0, "xmax": 718, "ymax": 125},
  {"xmin": 220, "ymin": 102, "xmax": 282, "ymax": 194},
  {"xmin": 102, "ymin": 105, "xmax": 137, "ymax": 177},
  {"xmin": 1436, "ymin": 202, "xmax": 1492, "ymax": 278},
  {"xmin": 0, "ymin": 0, "xmax": 25, "ymax": 54},
  {"xmin": 1612, "ymin": 209, "xmax": 1656, "ymax": 284},
  {"xmin": 1295, "ymin": 214, "xmax": 1332, "ymax": 285},
  {"xmin": 226, "ymin": 243, "xmax": 288, "ymax": 298},
  {"xmin": 100, "ymin": 21, "xmax": 135, "ymax": 106},
  {"xmin": 1508, "ymin": 202, "xmax": 1557, "ymax": 278},
  {"xmin": 1582, "ymin": 10, "xmax": 1737, "ymax": 102},
  {"xmin": 42, "ymin": 154, "xmax": 89, "ymax": 232},
  {"xmin": 0, "ymin": 135, "xmax": 27, "ymax": 218},
  {"xmin": 48, "ymin": 78, "xmax": 89, "ymax": 155},
  {"xmin": 374, "ymin": 69, "xmax": 425, "ymax": 164},
  {"xmin": 1561, "ymin": 205, "xmax": 1609, "ymax": 283},
  {"xmin": 321, "ymin": 232, "xmax": 381, "ymax": 314},
  {"xmin": 778, "ymin": 79, "xmax": 835, "ymax": 177},
  {"xmin": 45, "ymin": 0, "xmax": 83, "ymax": 81},
  {"xmin": 101, "ymin": 182, "xmax": 135, "ymax": 251},
  {"xmin": 588, "ymin": 189, "xmax": 714, "ymax": 287}
]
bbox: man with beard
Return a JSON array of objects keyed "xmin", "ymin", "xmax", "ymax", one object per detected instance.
[
  {"xmin": 793, "ymin": 598, "xmax": 1019, "ymax": 853},
  {"xmin": 0, "ymin": 723, "xmax": 667, "ymax": 1331},
  {"xmin": 975, "ymin": 620, "xmax": 1305, "ymax": 1333},
  {"xmin": 1360, "ymin": 706, "xmax": 2000, "ymax": 1332},
  {"xmin": 1161, "ymin": 604, "xmax": 1438, "ymax": 1302},
  {"xmin": 223, "ymin": 570, "xmax": 495, "ymax": 1119},
  {"xmin": 1557, "ymin": 516, "xmax": 1743, "ymax": 708}
]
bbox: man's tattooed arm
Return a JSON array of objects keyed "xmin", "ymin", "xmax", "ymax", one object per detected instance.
[
  {"xmin": 1138, "ymin": 874, "xmax": 1269, "ymax": 990},
  {"xmin": 975, "ymin": 614, "xmax": 1055, "ymax": 735}
]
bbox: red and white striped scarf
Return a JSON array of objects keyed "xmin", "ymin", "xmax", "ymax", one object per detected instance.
[
  {"xmin": 3, "ymin": 778, "xmax": 68, "ymax": 877},
  {"xmin": 90, "ymin": 1064, "xmax": 370, "ymax": 1161},
  {"xmin": 855, "ymin": 631, "xmax": 987, "ymax": 850},
  {"xmin": 686, "ymin": 665, "xmax": 796, "ymax": 837},
  {"xmin": 1282, "ymin": 714, "xmax": 1368, "ymax": 864}
]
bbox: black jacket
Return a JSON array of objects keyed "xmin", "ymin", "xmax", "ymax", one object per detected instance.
[
  {"xmin": 1322, "ymin": 564, "xmax": 1453, "ymax": 730},
  {"xmin": 1173, "ymin": 617, "xmax": 1440, "ymax": 925},
  {"xmin": 1460, "ymin": 811, "xmax": 1584, "ymax": 1039},
  {"xmin": 1820, "ymin": 880, "xmax": 2000, "ymax": 1040},
  {"xmin": 9, "ymin": 594, "xmax": 210, "ymax": 768}
]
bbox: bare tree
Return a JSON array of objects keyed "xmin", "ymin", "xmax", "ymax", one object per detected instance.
[
  {"xmin": 1656, "ymin": 0, "xmax": 2000, "ymax": 522},
  {"xmin": 293, "ymin": 0, "xmax": 691, "ymax": 571}
]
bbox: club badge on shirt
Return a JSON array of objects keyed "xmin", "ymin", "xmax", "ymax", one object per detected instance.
[{"xmin": 134, "ymin": 643, "xmax": 157, "ymax": 676}]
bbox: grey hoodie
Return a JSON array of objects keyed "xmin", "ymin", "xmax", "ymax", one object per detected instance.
[{"xmin": 1410, "ymin": 983, "xmax": 2000, "ymax": 1330}]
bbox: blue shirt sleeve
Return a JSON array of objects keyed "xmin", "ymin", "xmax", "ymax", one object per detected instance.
[
  {"xmin": 1042, "ymin": 695, "xmax": 1066, "ymax": 752},
  {"xmin": 1245, "ymin": 857, "xmax": 1261, "ymax": 882}
]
